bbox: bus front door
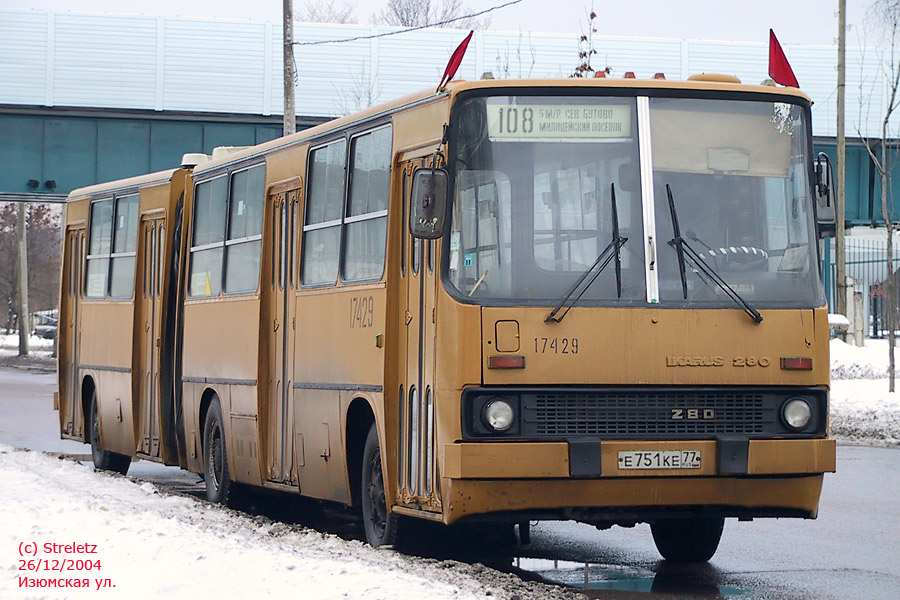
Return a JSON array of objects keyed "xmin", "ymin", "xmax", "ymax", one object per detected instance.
[
  {"xmin": 137, "ymin": 215, "xmax": 165, "ymax": 457},
  {"xmin": 266, "ymin": 186, "xmax": 299, "ymax": 485},
  {"xmin": 399, "ymin": 160, "xmax": 439, "ymax": 509}
]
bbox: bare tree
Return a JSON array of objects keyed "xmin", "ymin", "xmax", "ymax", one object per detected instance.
[
  {"xmin": 0, "ymin": 202, "xmax": 61, "ymax": 334},
  {"xmin": 857, "ymin": 0, "xmax": 900, "ymax": 390},
  {"xmin": 571, "ymin": 4, "xmax": 609, "ymax": 78},
  {"xmin": 494, "ymin": 30, "xmax": 536, "ymax": 79},
  {"xmin": 334, "ymin": 64, "xmax": 382, "ymax": 114},
  {"xmin": 372, "ymin": 0, "xmax": 491, "ymax": 30},
  {"xmin": 571, "ymin": 6, "xmax": 597, "ymax": 77},
  {"xmin": 296, "ymin": 0, "xmax": 357, "ymax": 24}
]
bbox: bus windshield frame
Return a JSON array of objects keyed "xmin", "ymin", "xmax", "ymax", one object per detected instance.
[{"xmin": 444, "ymin": 88, "xmax": 825, "ymax": 310}]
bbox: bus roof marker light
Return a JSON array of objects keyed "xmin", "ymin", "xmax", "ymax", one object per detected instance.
[
  {"xmin": 488, "ymin": 355, "xmax": 525, "ymax": 369},
  {"xmin": 653, "ymin": 73, "xmax": 666, "ymax": 79},
  {"xmin": 624, "ymin": 71, "xmax": 636, "ymax": 79},
  {"xmin": 781, "ymin": 357, "xmax": 813, "ymax": 370}
]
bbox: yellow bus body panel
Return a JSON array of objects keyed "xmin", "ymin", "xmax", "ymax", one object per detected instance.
[
  {"xmin": 480, "ymin": 306, "xmax": 829, "ymax": 386},
  {"xmin": 444, "ymin": 475, "xmax": 826, "ymax": 524}
]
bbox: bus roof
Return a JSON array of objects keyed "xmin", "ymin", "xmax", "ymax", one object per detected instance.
[
  {"xmin": 191, "ymin": 87, "xmax": 446, "ymax": 176},
  {"xmin": 67, "ymin": 168, "xmax": 182, "ymax": 202},
  {"xmin": 191, "ymin": 75, "xmax": 811, "ymax": 177},
  {"xmin": 448, "ymin": 76, "xmax": 811, "ymax": 101}
]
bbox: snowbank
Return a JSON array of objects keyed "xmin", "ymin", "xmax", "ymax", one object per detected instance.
[
  {"xmin": 830, "ymin": 338, "xmax": 896, "ymax": 380},
  {"xmin": 0, "ymin": 445, "xmax": 564, "ymax": 600},
  {"xmin": 0, "ymin": 334, "xmax": 53, "ymax": 351},
  {"xmin": 829, "ymin": 338, "xmax": 900, "ymax": 446},
  {"xmin": 830, "ymin": 380, "xmax": 900, "ymax": 447},
  {"xmin": 0, "ymin": 335, "xmax": 56, "ymax": 372}
]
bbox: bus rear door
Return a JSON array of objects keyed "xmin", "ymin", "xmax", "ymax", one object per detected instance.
[
  {"xmin": 60, "ymin": 225, "xmax": 85, "ymax": 439},
  {"xmin": 265, "ymin": 183, "xmax": 300, "ymax": 485},
  {"xmin": 137, "ymin": 214, "xmax": 166, "ymax": 457}
]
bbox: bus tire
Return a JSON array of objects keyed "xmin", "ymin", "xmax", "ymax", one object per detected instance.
[
  {"xmin": 203, "ymin": 397, "xmax": 236, "ymax": 506},
  {"xmin": 89, "ymin": 390, "xmax": 131, "ymax": 476},
  {"xmin": 361, "ymin": 423, "xmax": 402, "ymax": 547},
  {"xmin": 650, "ymin": 517, "xmax": 725, "ymax": 562}
]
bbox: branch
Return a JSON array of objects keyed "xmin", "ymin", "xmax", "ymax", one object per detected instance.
[
  {"xmin": 858, "ymin": 126, "xmax": 886, "ymax": 174},
  {"xmin": 294, "ymin": 0, "xmax": 522, "ymax": 46}
]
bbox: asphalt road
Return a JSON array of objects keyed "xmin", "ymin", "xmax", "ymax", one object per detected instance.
[
  {"xmin": 2, "ymin": 367, "xmax": 898, "ymax": 599},
  {"xmin": 509, "ymin": 446, "xmax": 900, "ymax": 599}
]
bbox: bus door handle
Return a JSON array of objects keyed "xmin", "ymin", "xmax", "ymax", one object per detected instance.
[{"xmin": 274, "ymin": 319, "xmax": 280, "ymax": 332}]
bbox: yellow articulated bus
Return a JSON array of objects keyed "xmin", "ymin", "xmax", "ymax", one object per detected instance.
[{"xmin": 57, "ymin": 74, "xmax": 837, "ymax": 562}]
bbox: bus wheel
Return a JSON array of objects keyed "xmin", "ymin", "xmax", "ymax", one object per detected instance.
[
  {"xmin": 203, "ymin": 398, "xmax": 235, "ymax": 506},
  {"xmin": 361, "ymin": 423, "xmax": 401, "ymax": 547},
  {"xmin": 89, "ymin": 390, "xmax": 131, "ymax": 475},
  {"xmin": 650, "ymin": 517, "xmax": 725, "ymax": 562}
]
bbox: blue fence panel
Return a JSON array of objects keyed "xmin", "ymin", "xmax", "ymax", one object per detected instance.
[{"xmin": 822, "ymin": 236, "xmax": 900, "ymax": 337}]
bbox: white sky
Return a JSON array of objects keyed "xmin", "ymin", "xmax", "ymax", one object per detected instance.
[{"xmin": 2, "ymin": 0, "xmax": 879, "ymax": 46}]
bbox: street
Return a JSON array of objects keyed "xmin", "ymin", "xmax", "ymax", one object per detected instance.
[{"xmin": 2, "ymin": 367, "xmax": 898, "ymax": 599}]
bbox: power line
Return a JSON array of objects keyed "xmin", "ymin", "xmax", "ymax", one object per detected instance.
[{"xmin": 292, "ymin": 0, "xmax": 523, "ymax": 47}]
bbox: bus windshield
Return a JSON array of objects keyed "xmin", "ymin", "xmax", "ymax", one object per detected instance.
[{"xmin": 447, "ymin": 94, "xmax": 824, "ymax": 308}]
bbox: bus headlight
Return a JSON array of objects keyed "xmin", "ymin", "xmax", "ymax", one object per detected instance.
[
  {"xmin": 782, "ymin": 397, "xmax": 812, "ymax": 430},
  {"xmin": 483, "ymin": 398, "xmax": 515, "ymax": 432}
]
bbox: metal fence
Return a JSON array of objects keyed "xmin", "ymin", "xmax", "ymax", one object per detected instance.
[{"xmin": 822, "ymin": 236, "xmax": 900, "ymax": 338}]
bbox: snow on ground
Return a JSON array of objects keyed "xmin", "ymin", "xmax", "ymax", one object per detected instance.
[
  {"xmin": 0, "ymin": 335, "xmax": 56, "ymax": 372},
  {"xmin": 830, "ymin": 338, "xmax": 900, "ymax": 447},
  {"xmin": 831, "ymin": 379, "xmax": 900, "ymax": 447},
  {"xmin": 0, "ymin": 338, "xmax": 898, "ymax": 597},
  {"xmin": 0, "ymin": 334, "xmax": 54, "ymax": 352},
  {"xmin": 830, "ymin": 337, "xmax": 898, "ymax": 380},
  {"xmin": 0, "ymin": 444, "xmax": 568, "ymax": 600}
]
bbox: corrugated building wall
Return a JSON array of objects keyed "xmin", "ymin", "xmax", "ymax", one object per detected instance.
[
  {"xmin": 1, "ymin": 8, "xmax": 899, "ymax": 217},
  {"xmin": 4, "ymin": 8, "xmax": 896, "ymax": 131}
]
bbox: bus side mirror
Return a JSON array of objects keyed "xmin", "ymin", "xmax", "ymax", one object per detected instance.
[
  {"xmin": 410, "ymin": 168, "xmax": 448, "ymax": 239},
  {"xmin": 815, "ymin": 152, "xmax": 836, "ymax": 225}
]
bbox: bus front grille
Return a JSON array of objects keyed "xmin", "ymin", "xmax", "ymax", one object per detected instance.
[{"xmin": 523, "ymin": 390, "xmax": 768, "ymax": 437}]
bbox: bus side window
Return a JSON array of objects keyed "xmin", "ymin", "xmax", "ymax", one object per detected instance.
[
  {"xmin": 225, "ymin": 165, "xmax": 265, "ymax": 294},
  {"xmin": 302, "ymin": 139, "xmax": 345, "ymax": 286},
  {"xmin": 188, "ymin": 177, "xmax": 227, "ymax": 297},
  {"xmin": 85, "ymin": 198, "xmax": 113, "ymax": 298},
  {"xmin": 343, "ymin": 126, "xmax": 391, "ymax": 282},
  {"xmin": 401, "ymin": 168, "xmax": 407, "ymax": 276},
  {"xmin": 109, "ymin": 194, "xmax": 139, "ymax": 299},
  {"xmin": 408, "ymin": 386, "xmax": 419, "ymax": 496}
]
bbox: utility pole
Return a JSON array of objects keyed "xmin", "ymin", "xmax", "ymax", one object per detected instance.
[
  {"xmin": 16, "ymin": 202, "xmax": 29, "ymax": 356},
  {"xmin": 836, "ymin": 0, "xmax": 848, "ymax": 318},
  {"xmin": 283, "ymin": 0, "xmax": 296, "ymax": 136}
]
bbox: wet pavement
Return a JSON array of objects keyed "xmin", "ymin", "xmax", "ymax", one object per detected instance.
[{"xmin": 3, "ymin": 367, "xmax": 899, "ymax": 600}]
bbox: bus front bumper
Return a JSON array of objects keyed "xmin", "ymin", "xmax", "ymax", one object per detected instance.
[{"xmin": 439, "ymin": 438, "xmax": 835, "ymax": 524}]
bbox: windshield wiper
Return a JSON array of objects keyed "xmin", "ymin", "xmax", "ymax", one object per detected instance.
[
  {"xmin": 665, "ymin": 184, "xmax": 763, "ymax": 324},
  {"xmin": 546, "ymin": 183, "xmax": 628, "ymax": 323}
]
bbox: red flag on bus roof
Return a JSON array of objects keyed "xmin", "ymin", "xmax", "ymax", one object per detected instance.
[
  {"xmin": 768, "ymin": 29, "xmax": 799, "ymax": 88},
  {"xmin": 437, "ymin": 30, "xmax": 474, "ymax": 92}
]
